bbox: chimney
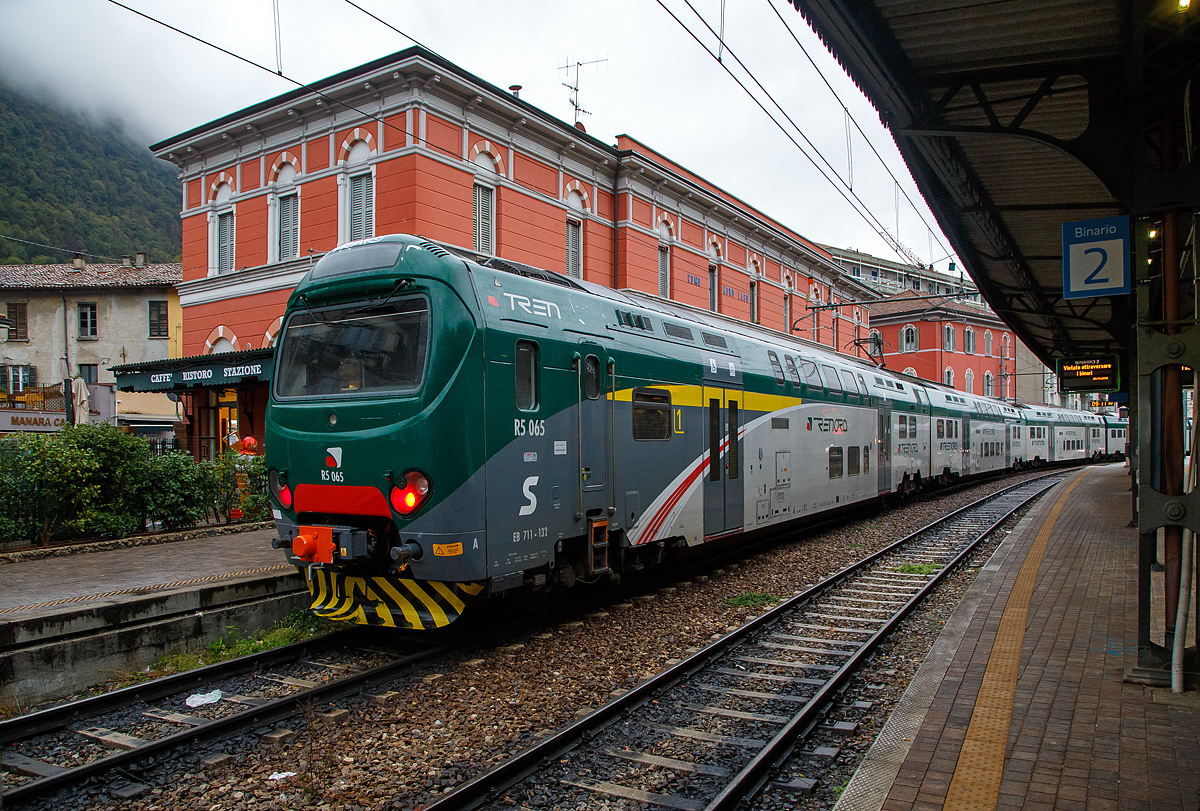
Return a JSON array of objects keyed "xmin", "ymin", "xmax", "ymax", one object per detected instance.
[
  {"xmin": 121, "ymin": 255, "xmax": 133, "ymax": 268},
  {"xmin": 509, "ymin": 85, "xmax": 522, "ymax": 99},
  {"xmin": 134, "ymin": 251, "xmax": 148, "ymax": 268},
  {"xmin": 72, "ymin": 253, "xmax": 85, "ymax": 271}
]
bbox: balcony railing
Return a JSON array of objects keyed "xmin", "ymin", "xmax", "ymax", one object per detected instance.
[{"xmin": 0, "ymin": 385, "xmax": 67, "ymax": 411}]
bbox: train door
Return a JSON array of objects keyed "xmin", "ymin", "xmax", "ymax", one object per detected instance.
[
  {"xmin": 702, "ymin": 385, "xmax": 744, "ymax": 538},
  {"xmin": 877, "ymin": 404, "xmax": 892, "ymax": 494},
  {"xmin": 577, "ymin": 344, "xmax": 611, "ymax": 513},
  {"xmin": 1005, "ymin": 423, "xmax": 1013, "ymax": 467},
  {"xmin": 962, "ymin": 415, "xmax": 972, "ymax": 474}
]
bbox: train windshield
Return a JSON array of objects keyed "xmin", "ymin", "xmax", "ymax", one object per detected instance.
[{"xmin": 273, "ymin": 298, "xmax": 429, "ymax": 399}]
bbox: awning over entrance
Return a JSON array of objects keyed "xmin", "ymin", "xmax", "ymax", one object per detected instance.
[{"xmin": 111, "ymin": 348, "xmax": 275, "ymax": 394}]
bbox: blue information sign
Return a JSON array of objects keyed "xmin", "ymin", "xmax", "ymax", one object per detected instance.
[{"xmin": 1062, "ymin": 215, "xmax": 1130, "ymax": 299}]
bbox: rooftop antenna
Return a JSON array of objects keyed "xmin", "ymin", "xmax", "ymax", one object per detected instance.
[{"xmin": 559, "ymin": 55, "xmax": 608, "ymax": 126}]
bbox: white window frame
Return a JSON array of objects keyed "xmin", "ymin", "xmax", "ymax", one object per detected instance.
[
  {"xmin": 474, "ymin": 182, "xmax": 495, "ymax": 255},
  {"xmin": 943, "ymin": 324, "xmax": 956, "ymax": 351},
  {"xmin": 337, "ymin": 141, "xmax": 376, "ymax": 246},
  {"xmin": 207, "ymin": 181, "xmax": 235, "ymax": 277},
  {"xmin": 944, "ymin": 367, "xmax": 954, "ymax": 387},
  {"xmin": 984, "ymin": 330, "xmax": 993, "ymax": 357},
  {"xmin": 567, "ymin": 219, "xmax": 583, "ymax": 279},
  {"xmin": 658, "ymin": 244, "xmax": 670, "ymax": 297},
  {"xmin": 902, "ymin": 324, "xmax": 919, "ymax": 352},
  {"xmin": 268, "ymin": 163, "xmax": 301, "ymax": 264},
  {"xmin": 965, "ymin": 368, "xmax": 974, "ymax": 394},
  {"xmin": 348, "ymin": 171, "xmax": 374, "ymax": 243},
  {"xmin": 984, "ymin": 372, "xmax": 994, "ymax": 397}
]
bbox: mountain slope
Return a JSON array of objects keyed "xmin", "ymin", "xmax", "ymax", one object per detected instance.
[{"xmin": 0, "ymin": 82, "xmax": 182, "ymax": 265}]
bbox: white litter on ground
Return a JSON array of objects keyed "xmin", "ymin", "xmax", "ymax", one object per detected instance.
[
  {"xmin": 268, "ymin": 771, "xmax": 296, "ymax": 781},
  {"xmin": 185, "ymin": 689, "xmax": 223, "ymax": 707}
]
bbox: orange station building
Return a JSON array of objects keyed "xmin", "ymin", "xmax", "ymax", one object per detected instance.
[{"xmin": 125, "ymin": 47, "xmax": 880, "ymax": 454}]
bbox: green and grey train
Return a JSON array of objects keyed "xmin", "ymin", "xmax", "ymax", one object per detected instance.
[{"xmin": 264, "ymin": 234, "xmax": 1126, "ymax": 629}]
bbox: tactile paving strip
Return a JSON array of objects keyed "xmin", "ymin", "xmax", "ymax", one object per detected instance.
[
  {"xmin": 832, "ymin": 478, "xmax": 1061, "ymax": 811},
  {"xmin": 942, "ymin": 470, "xmax": 1089, "ymax": 810},
  {"xmin": 0, "ymin": 564, "xmax": 294, "ymax": 615}
]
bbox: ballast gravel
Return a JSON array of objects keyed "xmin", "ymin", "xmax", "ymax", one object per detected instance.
[{"xmin": 10, "ymin": 472, "xmax": 1053, "ymax": 810}]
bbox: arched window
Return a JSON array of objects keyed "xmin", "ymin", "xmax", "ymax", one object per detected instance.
[
  {"xmin": 944, "ymin": 367, "xmax": 954, "ymax": 387},
  {"xmin": 943, "ymin": 324, "xmax": 956, "ymax": 351},
  {"xmin": 965, "ymin": 369, "xmax": 974, "ymax": 394},
  {"xmin": 964, "ymin": 328, "xmax": 975, "ymax": 354},
  {"xmin": 657, "ymin": 221, "xmax": 673, "ymax": 297},
  {"xmin": 211, "ymin": 181, "xmax": 234, "ymax": 275},
  {"xmin": 566, "ymin": 190, "xmax": 585, "ymax": 279},
  {"xmin": 868, "ymin": 329, "xmax": 883, "ymax": 359},
  {"xmin": 344, "ymin": 140, "xmax": 374, "ymax": 243},
  {"xmin": 1002, "ymin": 333, "xmax": 1010, "ymax": 359},
  {"xmin": 984, "ymin": 372, "xmax": 994, "ymax": 397},
  {"xmin": 902, "ymin": 325, "xmax": 918, "ymax": 352},
  {"xmin": 984, "ymin": 331, "xmax": 993, "ymax": 357},
  {"xmin": 270, "ymin": 161, "xmax": 299, "ymax": 263},
  {"xmin": 903, "ymin": 367, "xmax": 917, "ymax": 376}
]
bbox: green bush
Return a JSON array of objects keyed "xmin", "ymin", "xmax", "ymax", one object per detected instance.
[
  {"xmin": 145, "ymin": 451, "xmax": 216, "ymax": 531},
  {"xmin": 0, "ymin": 424, "xmax": 273, "ymax": 546}
]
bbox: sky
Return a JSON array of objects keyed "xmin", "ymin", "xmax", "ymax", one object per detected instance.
[{"xmin": 0, "ymin": 0, "xmax": 960, "ymax": 273}]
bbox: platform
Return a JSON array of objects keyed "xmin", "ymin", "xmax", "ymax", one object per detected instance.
[
  {"xmin": 0, "ymin": 527, "xmax": 306, "ymax": 706},
  {"xmin": 838, "ymin": 464, "xmax": 1200, "ymax": 811}
]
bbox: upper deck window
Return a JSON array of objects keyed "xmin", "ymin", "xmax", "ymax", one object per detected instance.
[
  {"xmin": 308, "ymin": 241, "xmax": 404, "ymax": 282},
  {"xmin": 273, "ymin": 297, "xmax": 429, "ymax": 399}
]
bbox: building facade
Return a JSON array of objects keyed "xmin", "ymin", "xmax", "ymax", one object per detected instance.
[
  {"xmin": 151, "ymin": 47, "xmax": 874, "ymax": 363},
  {"xmin": 866, "ymin": 290, "xmax": 1018, "ymax": 400},
  {"xmin": 0, "ymin": 260, "xmax": 182, "ymax": 433}
]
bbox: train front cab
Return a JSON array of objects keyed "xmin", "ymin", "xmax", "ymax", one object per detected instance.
[{"xmin": 266, "ymin": 237, "xmax": 492, "ymax": 628}]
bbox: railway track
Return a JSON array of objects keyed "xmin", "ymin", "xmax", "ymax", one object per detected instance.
[
  {"xmin": 422, "ymin": 472, "xmax": 1067, "ymax": 811},
  {"xmin": 0, "ymin": 625, "xmax": 454, "ymax": 807}
]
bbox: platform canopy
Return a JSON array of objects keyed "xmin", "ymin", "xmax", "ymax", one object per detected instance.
[{"xmin": 791, "ymin": 0, "xmax": 1200, "ymax": 368}]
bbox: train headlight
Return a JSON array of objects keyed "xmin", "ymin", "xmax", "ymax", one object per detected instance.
[
  {"xmin": 390, "ymin": 470, "xmax": 431, "ymax": 516},
  {"xmin": 269, "ymin": 468, "xmax": 293, "ymax": 510}
]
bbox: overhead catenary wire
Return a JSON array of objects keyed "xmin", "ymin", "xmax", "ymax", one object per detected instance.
[
  {"xmin": 653, "ymin": 0, "xmax": 908, "ymax": 268},
  {"xmin": 764, "ymin": 0, "xmax": 955, "ymax": 265},
  {"xmin": 102, "ymin": 1, "xmax": 874, "ymax": 307}
]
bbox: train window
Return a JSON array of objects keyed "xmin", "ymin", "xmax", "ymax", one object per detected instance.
[
  {"xmin": 838, "ymin": 369, "xmax": 858, "ymax": 395},
  {"xmin": 875, "ymin": 376, "xmax": 886, "ymax": 386},
  {"xmin": 937, "ymin": 419, "xmax": 945, "ymax": 439},
  {"xmin": 908, "ymin": 415, "xmax": 917, "ymax": 436},
  {"xmin": 800, "ymin": 359, "xmax": 823, "ymax": 388},
  {"xmin": 863, "ymin": 446, "xmax": 870, "ymax": 473},
  {"xmin": 848, "ymin": 445, "xmax": 860, "ymax": 475},
  {"xmin": 785, "ymin": 356, "xmax": 801, "ymax": 386},
  {"xmin": 274, "ymin": 297, "xmax": 429, "ymax": 399},
  {"xmin": 632, "ymin": 388, "xmax": 671, "ymax": 441},
  {"xmin": 515, "ymin": 341, "xmax": 538, "ymax": 410},
  {"xmin": 308, "ymin": 241, "xmax": 403, "ymax": 280},
  {"xmin": 768, "ymin": 351, "xmax": 786, "ymax": 384},
  {"xmin": 583, "ymin": 355, "xmax": 601, "ymax": 400},
  {"xmin": 895, "ymin": 383, "xmax": 905, "ymax": 390},
  {"xmin": 898, "ymin": 416, "xmax": 908, "ymax": 439},
  {"xmin": 829, "ymin": 446, "xmax": 843, "ymax": 478},
  {"xmin": 823, "ymin": 365, "xmax": 843, "ymax": 393}
]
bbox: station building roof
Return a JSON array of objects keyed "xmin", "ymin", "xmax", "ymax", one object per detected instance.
[{"xmin": 790, "ymin": 0, "xmax": 1199, "ymax": 368}]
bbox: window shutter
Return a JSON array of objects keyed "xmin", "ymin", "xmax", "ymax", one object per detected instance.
[
  {"xmin": 279, "ymin": 194, "xmax": 298, "ymax": 259},
  {"xmin": 217, "ymin": 212, "xmax": 233, "ymax": 273},
  {"xmin": 473, "ymin": 184, "xmax": 492, "ymax": 253},
  {"xmin": 26, "ymin": 365, "xmax": 36, "ymax": 386},
  {"xmin": 349, "ymin": 174, "xmax": 373, "ymax": 242},
  {"xmin": 658, "ymin": 247, "xmax": 669, "ymax": 296},
  {"xmin": 566, "ymin": 220, "xmax": 582, "ymax": 278}
]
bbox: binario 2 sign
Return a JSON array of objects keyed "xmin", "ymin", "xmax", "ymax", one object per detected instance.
[{"xmin": 1062, "ymin": 215, "xmax": 1130, "ymax": 300}]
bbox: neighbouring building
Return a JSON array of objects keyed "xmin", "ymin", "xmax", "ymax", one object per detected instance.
[
  {"xmin": 865, "ymin": 290, "xmax": 1019, "ymax": 400},
  {"xmin": 118, "ymin": 46, "xmax": 881, "ymax": 457},
  {"xmin": 0, "ymin": 259, "xmax": 183, "ymax": 435}
]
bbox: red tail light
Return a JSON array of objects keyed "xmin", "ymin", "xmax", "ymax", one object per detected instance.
[
  {"xmin": 390, "ymin": 471, "xmax": 431, "ymax": 516},
  {"xmin": 269, "ymin": 469, "xmax": 293, "ymax": 510}
]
